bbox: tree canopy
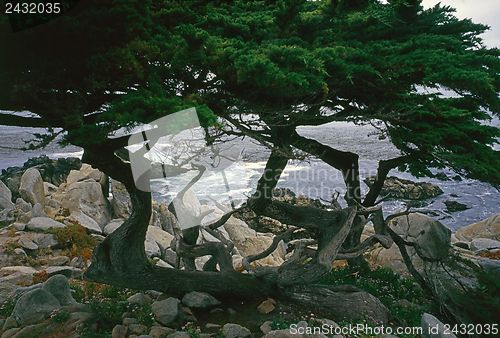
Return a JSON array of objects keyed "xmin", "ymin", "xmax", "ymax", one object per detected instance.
[{"xmin": 0, "ymin": 0, "xmax": 498, "ymax": 185}]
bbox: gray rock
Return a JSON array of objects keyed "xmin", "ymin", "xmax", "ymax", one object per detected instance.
[
  {"xmin": 104, "ymin": 218, "xmax": 124, "ymax": 235},
  {"xmin": 19, "ymin": 168, "xmax": 46, "ymax": 206},
  {"xmin": 46, "ymin": 255, "xmax": 70, "ymax": 266},
  {"xmin": 31, "ymin": 203, "xmax": 47, "ymax": 217},
  {"xmin": 122, "ymin": 317, "xmax": 139, "ymax": 325},
  {"xmin": 470, "ymin": 238, "xmax": 500, "ymax": 252},
  {"xmin": 421, "ymin": 313, "xmax": 457, "ymax": 338},
  {"xmin": 33, "ymin": 233, "xmax": 58, "ymax": 248},
  {"xmin": 444, "ymin": 200, "xmax": 469, "ymax": 212},
  {"xmin": 167, "ymin": 332, "xmax": 191, "ymax": 338},
  {"xmin": 163, "ymin": 248, "xmax": 178, "ymax": 266},
  {"xmin": 260, "ymin": 321, "xmax": 273, "ymax": 334},
  {"xmin": 112, "ymin": 324, "xmax": 128, "ymax": 338},
  {"xmin": 155, "ymin": 259, "xmax": 174, "ymax": 268},
  {"xmin": 14, "ymin": 283, "xmax": 43, "ymax": 298},
  {"xmin": 149, "ymin": 326, "xmax": 175, "ymax": 338},
  {"xmin": 365, "ymin": 213, "xmax": 452, "ymax": 274},
  {"xmin": 45, "ymin": 266, "xmax": 83, "ymax": 278},
  {"xmin": 11, "ymin": 288, "xmax": 60, "ymax": 326},
  {"xmin": 13, "ymin": 248, "xmax": 27, "ymax": 257},
  {"xmin": 58, "ymin": 180, "xmax": 111, "ymax": 228},
  {"xmin": 137, "ymin": 336, "xmax": 154, "ymax": 338},
  {"xmin": 66, "ymin": 164, "xmax": 108, "ymax": 195},
  {"xmin": 145, "ymin": 236, "xmax": 161, "ymax": 258},
  {"xmin": 127, "ymin": 293, "xmax": 152, "ymax": 306},
  {"xmin": 222, "ymin": 323, "xmax": 251, "ymax": 338},
  {"xmin": 0, "ymin": 180, "xmax": 15, "ymax": 210},
  {"xmin": 129, "ymin": 323, "xmax": 148, "ymax": 335},
  {"xmin": 15, "ymin": 198, "xmax": 32, "ymax": 213},
  {"xmin": 42, "ymin": 274, "xmax": 77, "ymax": 305},
  {"xmin": 364, "ymin": 176, "xmax": 443, "ymax": 200},
  {"xmin": 18, "ymin": 237, "xmax": 38, "ymax": 251},
  {"xmin": 68, "ymin": 210, "xmax": 103, "ymax": 234},
  {"xmin": 0, "ymin": 266, "xmax": 37, "ymax": 286},
  {"xmin": 111, "ymin": 180, "xmax": 132, "ymax": 219},
  {"xmin": 26, "ymin": 217, "xmax": 66, "ymax": 231},
  {"xmin": 146, "ymin": 226, "xmax": 174, "ymax": 252},
  {"xmin": 455, "ymin": 213, "xmax": 500, "ymax": 241},
  {"xmin": 12, "ymin": 222, "xmax": 26, "ymax": 231},
  {"xmin": 0, "ymin": 209, "xmax": 16, "ymax": 227},
  {"xmin": 182, "ymin": 291, "xmax": 221, "ymax": 309},
  {"xmin": 2, "ymin": 319, "xmax": 19, "ymax": 332},
  {"xmin": 151, "ymin": 297, "xmax": 182, "ymax": 326}
]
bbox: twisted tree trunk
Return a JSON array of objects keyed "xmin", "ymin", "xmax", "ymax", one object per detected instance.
[{"xmin": 80, "ymin": 143, "xmax": 389, "ymax": 323}]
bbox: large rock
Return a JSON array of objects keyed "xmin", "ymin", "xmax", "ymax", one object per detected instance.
[
  {"xmin": 145, "ymin": 237, "xmax": 162, "ymax": 257},
  {"xmin": 0, "ymin": 266, "xmax": 37, "ymax": 285},
  {"xmin": 146, "ymin": 226, "xmax": 174, "ymax": 252},
  {"xmin": 66, "ymin": 164, "xmax": 108, "ymax": 195},
  {"xmin": 11, "ymin": 288, "xmax": 60, "ymax": 326},
  {"xmin": 26, "ymin": 217, "xmax": 66, "ymax": 231},
  {"xmin": 470, "ymin": 238, "xmax": 500, "ymax": 252},
  {"xmin": 0, "ymin": 156, "xmax": 82, "ymax": 198},
  {"xmin": 0, "ymin": 180, "xmax": 15, "ymax": 210},
  {"xmin": 222, "ymin": 323, "xmax": 251, "ymax": 338},
  {"xmin": 19, "ymin": 168, "xmax": 46, "ymax": 206},
  {"xmin": 56, "ymin": 180, "xmax": 111, "ymax": 228},
  {"xmin": 364, "ymin": 176, "xmax": 443, "ymax": 200},
  {"xmin": 68, "ymin": 210, "xmax": 103, "ymax": 234},
  {"xmin": 151, "ymin": 297, "xmax": 182, "ymax": 326},
  {"xmin": 42, "ymin": 274, "xmax": 76, "ymax": 306},
  {"xmin": 224, "ymin": 216, "xmax": 285, "ymax": 267},
  {"xmin": 421, "ymin": 313, "xmax": 457, "ymax": 338},
  {"xmin": 364, "ymin": 213, "xmax": 451, "ymax": 274},
  {"xmin": 182, "ymin": 291, "xmax": 221, "ymax": 309},
  {"xmin": 110, "ymin": 180, "xmax": 131, "ymax": 218},
  {"xmin": 455, "ymin": 213, "xmax": 500, "ymax": 241}
]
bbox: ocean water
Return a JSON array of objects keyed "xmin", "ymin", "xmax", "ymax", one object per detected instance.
[{"xmin": 0, "ymin": 119, "xmax": 498, "ymax": 230}]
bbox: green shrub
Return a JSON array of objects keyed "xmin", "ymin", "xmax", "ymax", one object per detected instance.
[
  {"xmin": 51, "ymin": 309, "xmax": 71, "ymax": 323},
  {"xmin": 320, "ymin": 266, "xmax": 434, "ymax": 326},
  {"xmin": 129, "ymin": 303, "xmax": 155, "ymax": 326},
  {"xmin": 0, "ymin": 298, "xmax": 16, "ymax": 317},
  {"xmin": 49, "ymin": 223, "xmax": 97, "ymax": 259},
  {"xmin": 452, "ymin": 269, "xmax": 500, "ymax": 324}
]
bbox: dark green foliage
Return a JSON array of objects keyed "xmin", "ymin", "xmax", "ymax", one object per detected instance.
[
  {"xmin": 320, "ymin": 266, "xmax": 434, "ymax": 326},
  {"xmin": 128, "ymin": 303, "xmax": 155, "ymax": 326},
  {"xmin": 51, "ymin": 309, "xmax": 71, "ymax": 323},
  {"xmin": 452, "ymin": 270, "xmax": 500, "ymax": 325},
  {"xmin": 0, "ymin": 0, "xmax": 498, "ymax": 182},
  {"xmin": 0, "ymin": 298, "xmax": 16, "ymax": 317}
]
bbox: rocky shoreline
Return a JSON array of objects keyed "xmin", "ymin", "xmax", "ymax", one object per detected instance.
[{"xmin": 0, "ymin": 157, "xmax": 498, "ymax": 338}]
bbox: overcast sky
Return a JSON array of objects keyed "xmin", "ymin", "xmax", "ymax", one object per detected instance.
[{"xmin": 421, "ymin": 0, "xmax": 500, "ymax": 47}]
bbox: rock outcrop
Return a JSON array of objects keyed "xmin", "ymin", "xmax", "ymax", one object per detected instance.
[{"xmin": 364, "ymin": 176, "xmax": 443, "ymax": 200}]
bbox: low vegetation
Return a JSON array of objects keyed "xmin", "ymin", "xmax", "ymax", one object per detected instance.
[
  {"xmin": 320, "ymin": 266, "xmax": 436, "ymax": 327},
  {"xmin": 49, "ymin": 223, "xmax": 97, "ymax": 260}
]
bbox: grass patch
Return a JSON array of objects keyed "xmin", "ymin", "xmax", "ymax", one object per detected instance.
[
  {"xmin": 319, "ymin": 266, "xmax": 435, "ymax": 327},
  {"xmin": 69, "ymin": 280, "xmax": 144, "ymax": 336}
]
